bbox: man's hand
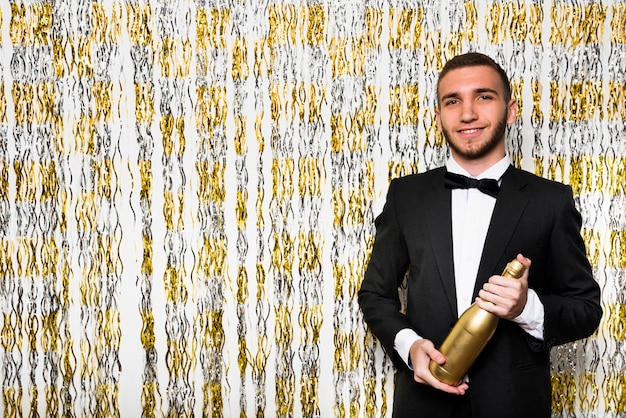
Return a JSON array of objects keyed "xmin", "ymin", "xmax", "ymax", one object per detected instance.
[
  {"xmin": 409, "ymin": 339, "xmax": 469, "ymax": 395},
  {"xmin": 476, "ymin": 254, "xmax": 532, "ymax": 320}
]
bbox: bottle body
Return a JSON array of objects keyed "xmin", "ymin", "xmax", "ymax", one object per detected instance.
[{"xmin": 429, "ymin": 259, "xmax": 525, "ymax": 385}]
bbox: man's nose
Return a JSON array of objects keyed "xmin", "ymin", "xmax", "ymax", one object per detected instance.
[{"xmin": 461, "ymin": 102, "xmax": 478, "ymax": 121}]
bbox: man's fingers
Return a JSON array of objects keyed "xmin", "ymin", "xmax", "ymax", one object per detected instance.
[{"xmin": 426, "ymin": 346, "xmax": 446, "ymax": 365}]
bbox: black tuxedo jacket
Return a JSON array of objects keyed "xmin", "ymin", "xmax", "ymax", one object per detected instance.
[{"xmin": 358, "ymin": 166, "xmax": 602, "ymax": 418}]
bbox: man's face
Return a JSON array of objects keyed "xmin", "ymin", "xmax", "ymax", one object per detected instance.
[{"xmin": 435, "ymin": 65, "xmax": 517, "ymax": 164}]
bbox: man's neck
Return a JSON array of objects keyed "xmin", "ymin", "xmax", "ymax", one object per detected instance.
[
  {"xmin": 450, "ymin": 153, "xmax": 506, "ymax": 177},
  {"xmin": 448, "ymin": 154, "xmax": 510, "ymax": 179}
]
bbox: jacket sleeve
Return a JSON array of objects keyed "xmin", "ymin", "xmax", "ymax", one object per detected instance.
[
  {"xmin": 358, "ymin": 180, "xmax": 414, "ymax": 368},
  {"xmin": 533, "ymin": 185, "xmax": 602, "ymax": 349}
]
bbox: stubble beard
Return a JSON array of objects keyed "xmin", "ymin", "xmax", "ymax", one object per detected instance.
[{"xmin": 443, "ymin": 117, "xmax": 508, "ymax": 160}]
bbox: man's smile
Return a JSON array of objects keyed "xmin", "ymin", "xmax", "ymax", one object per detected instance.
[{"xmin": 457, "ymin": 127, "xmax": 485, "ymax": 137}]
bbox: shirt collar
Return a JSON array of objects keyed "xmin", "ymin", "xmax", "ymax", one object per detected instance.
[{"xmin": 445, "ymin": 155, "xmax": 510, "ymax": 181}]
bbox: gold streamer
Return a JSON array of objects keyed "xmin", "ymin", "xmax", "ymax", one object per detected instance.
[{"xmin": 0, "ymin": 1, "xmax": 623, "ymax": 416}]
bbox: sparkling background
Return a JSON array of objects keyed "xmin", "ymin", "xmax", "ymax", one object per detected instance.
[{"xmin": 0, "ymin": 0, "xmax": 624, "ymax": 416}]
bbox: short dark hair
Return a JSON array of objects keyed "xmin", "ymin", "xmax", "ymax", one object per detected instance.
[{"xmin": 437, "ymin": 52, "xmax": 512, "ymax": 102}]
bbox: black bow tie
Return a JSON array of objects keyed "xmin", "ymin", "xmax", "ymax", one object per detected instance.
[{"xmin": 444, "ymin": 172, "xmax": 500, "ymax": 198}]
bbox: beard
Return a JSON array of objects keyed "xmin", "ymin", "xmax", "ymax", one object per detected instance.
[{"xmin": 442, "ymin": 116, "xmax": 508, "ymax": 160}]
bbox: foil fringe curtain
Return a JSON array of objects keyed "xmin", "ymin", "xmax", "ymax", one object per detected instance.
[{"xmin": 0, "ymin": 0, "xmax": 624, "ymax": 417}]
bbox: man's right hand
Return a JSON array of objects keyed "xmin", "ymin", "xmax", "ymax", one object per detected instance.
[{"xmin": 409, "ymin": 339, "xmax": 469, "ymax": 395}]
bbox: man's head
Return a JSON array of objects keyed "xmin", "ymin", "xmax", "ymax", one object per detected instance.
[
  {"xmin": 437, "ymin": 52, "xmax": 512, "ymax": 104},
  {"xmin": 435, "ymin": 52, "xmax": 517, "ymax": 173}
]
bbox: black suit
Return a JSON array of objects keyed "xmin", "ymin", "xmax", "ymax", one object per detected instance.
[{"xmin": 358, "ymin": 166, "xmax": 602, "ymax": 418}]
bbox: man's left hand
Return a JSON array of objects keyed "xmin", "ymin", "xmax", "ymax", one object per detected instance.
[{"xmin": 476, "ymin": 254, "xmax": 532, "ymax": 320}]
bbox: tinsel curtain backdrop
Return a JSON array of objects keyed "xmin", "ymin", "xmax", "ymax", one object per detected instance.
[{"xmin": 0, "ymin": 0, "xmax": 624, "ymax": 416}]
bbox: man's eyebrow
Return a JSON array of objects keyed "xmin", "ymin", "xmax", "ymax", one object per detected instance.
[
  {"xmin": 440, "ymin": 92, "xmax": 459, "ymax": 101},
  {"xmin": 440, "ymin": 87, "xmax": 500, "ymax": 101},
  {"xmin": 475, "ymin": 87, "xmax": 499, "ymax": 95}
]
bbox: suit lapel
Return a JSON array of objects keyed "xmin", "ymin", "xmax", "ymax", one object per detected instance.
[
  {"xmin": 473, "ymin": 167, "xmax": 529, "ymax": 295},
  {"xmin": 424, "ymin": 169, "xmax": 458, "ymax": 317}
]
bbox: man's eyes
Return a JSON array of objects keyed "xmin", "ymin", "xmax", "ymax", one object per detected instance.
[{"xmin": 444, "ymin": 96, "xmax": 493, "ymax": 106}]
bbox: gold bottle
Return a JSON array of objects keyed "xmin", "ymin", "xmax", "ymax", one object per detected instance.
[{"xmin": 429, "ymin": 259, "xmax": 526, "ymax": 385}]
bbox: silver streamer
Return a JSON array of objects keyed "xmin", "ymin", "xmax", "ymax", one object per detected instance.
[{"xmin": 0, "ymin": 1, "xmax": 623, "ymax": 416}]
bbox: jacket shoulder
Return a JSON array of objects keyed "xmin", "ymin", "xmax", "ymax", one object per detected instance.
[
  {"xmin": 505, "ymin": 166, "xmax": 572, "ymax": 193},
  {"xmin": 390, "ymin": 167, "xmax": 446, "ymax": 189}
]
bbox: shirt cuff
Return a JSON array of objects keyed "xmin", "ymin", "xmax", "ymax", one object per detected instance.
[
  {"xmin": 394, "ymin": 328, "xmax": 422, "ymax": 369},
  {"xmin": 513, "ymin": 288, "xmax": 545, "ymax": 340}
]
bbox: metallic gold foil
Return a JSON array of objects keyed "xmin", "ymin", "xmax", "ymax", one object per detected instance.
[{"xmin": 0, "ymin": 1, "xmax": 622, "ymax": 416}]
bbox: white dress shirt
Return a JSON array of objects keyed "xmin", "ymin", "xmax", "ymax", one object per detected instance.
[{"xmin": 394, "ymin": 155, "xmax": 545, "ymax": 368}]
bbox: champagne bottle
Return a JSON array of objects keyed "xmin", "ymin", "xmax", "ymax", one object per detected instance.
[{"xmin": 429, "ymin": 259, "xmax": 526, "ymax": 385}]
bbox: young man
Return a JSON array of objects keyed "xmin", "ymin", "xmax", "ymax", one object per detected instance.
[{"xmin": 358, "ymin": 52, "xmax": 602, "ymax": 417}]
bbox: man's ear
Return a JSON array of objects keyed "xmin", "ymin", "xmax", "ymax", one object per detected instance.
[
  {"xmin": 506, "ymin": 99, "xmax": 518, "ymax": 124},
  {"xmin": 435, "ymin": 108, "xmax": 442, "ymax": 130}
]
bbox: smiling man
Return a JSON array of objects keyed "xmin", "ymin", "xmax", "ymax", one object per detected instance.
[{"xmin": 358, "ymin": 53, "xmax": 602, "ymax": 418}]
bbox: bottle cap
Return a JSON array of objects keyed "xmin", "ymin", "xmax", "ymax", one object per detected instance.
[{"xmin": 503, "ymin": 259, "xmax": 525, "ymax": 278}]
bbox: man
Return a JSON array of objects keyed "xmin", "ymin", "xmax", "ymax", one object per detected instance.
[{"xmin": 358, "ymin": 52, "xmax": 602, "ymax": 418}]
